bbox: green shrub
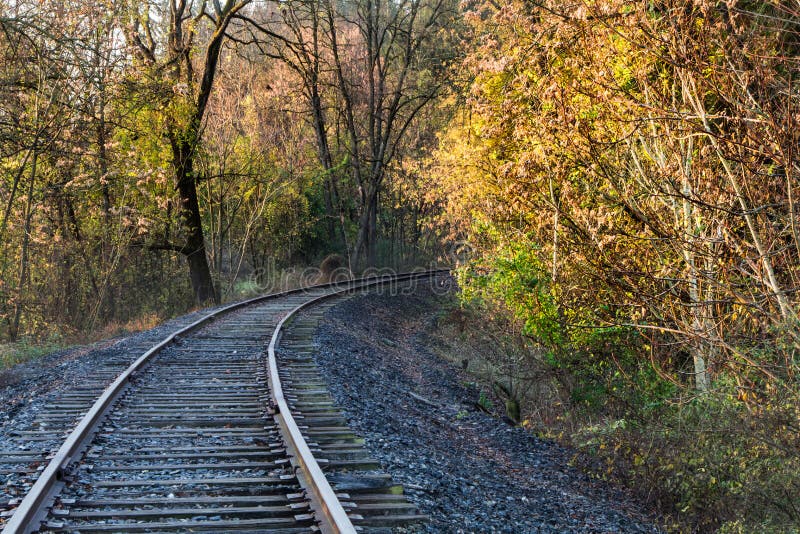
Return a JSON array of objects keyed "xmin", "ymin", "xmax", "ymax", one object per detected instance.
[
  {"xmin": 449, "ymin": 243, "xmax": 800, "ymax": 531},
  {"xmin": 572, "ymin": 389, "xmax": 800, "ymax": 532}
]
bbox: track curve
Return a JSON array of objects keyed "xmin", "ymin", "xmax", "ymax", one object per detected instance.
[{"xmin": 1, "ymin": 270, "xmax": 445, "ymax": 533}]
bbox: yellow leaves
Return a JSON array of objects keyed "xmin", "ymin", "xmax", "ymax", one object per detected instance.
[
  {"xmin": 241, "ymin": 185, "xmax": 258, "ymax": 204},
  {"xmin": 695, "ymin": 16, "xmax": 705, "ymax": 30},
  {"xmin": 172, "ymin": 83, "xmax": 190, "ymax": 96},
  {"xmin": 135, "ymin": 216, "xmax": 151, "ymax": 236},
  {"xmin": 477, "ymin": 56, "xmax": 510, "ymax": 75}
]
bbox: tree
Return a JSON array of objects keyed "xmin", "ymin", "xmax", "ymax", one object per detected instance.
[
  {"xmin": 327, "ymin": 0, "xmax": 457, "ymax": 266},
  {"xmin": 127, "ymin": 0, "xmax": 253, "ymax": 304},
  {"xmin": 248, "ymin": 0, "xmax": 458, "ymax": 267},
  {"xmin": 0, "ymin": 6, "xmax": 77, "ymax": 339},
  {"xmin": 434, "ymin": 0, "xmax": 800, "ymax": 391}
]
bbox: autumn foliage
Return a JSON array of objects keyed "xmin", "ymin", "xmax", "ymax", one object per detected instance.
[
  {"xmin": 2, "ymin": 0, "xmax": 800, "ymax": 530},
  {"xmin": 432, "ymin": 1, "xmax": 800, "ymax": 531},
  {"xmin": 0, "ymin": 0, "xmax": 455, "ymax": 339}
]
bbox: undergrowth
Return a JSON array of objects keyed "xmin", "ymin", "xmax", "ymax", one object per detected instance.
[
  {"xmin": 0, "ymin": 312, "xmax": 165, "ymax": 373},
  {"xmin": 430, "ymin": 298, "xmax": 800, "ymax": 533},
  {"xmin": 0, "ymin": 262, "xmax": 345, "ymax": 373},
  {"xmin": 0, "ymin": 335, "xmax": 66, "ymax": 371}
]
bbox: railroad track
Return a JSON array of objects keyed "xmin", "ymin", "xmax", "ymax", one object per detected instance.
[{"xmin": 0, "ymin": 271, "xmax": 445, "ymax": 533}]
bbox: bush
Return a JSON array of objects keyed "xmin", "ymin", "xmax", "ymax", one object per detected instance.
[
  {"xmin": 443, "ymin": 254, "xmax": 800, "ymax": 532},
  {"xmin": 574, "ymin": 389, "xmax": 800, "ymax": 532}
]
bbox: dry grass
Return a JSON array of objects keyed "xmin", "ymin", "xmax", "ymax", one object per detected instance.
[
  {"xmin": 0, "ymin": 337, "xmax": 65, "ymax": 372},
  {"xmin": 88, "ymin": 313, "xmax": 163, "ymax": 343},
  {"xmin": 0, "ymin": 313, "xmax": 164, "ymax": 373}
]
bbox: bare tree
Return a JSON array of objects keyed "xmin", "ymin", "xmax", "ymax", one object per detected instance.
[{"xmin": 246, "ymin": 0, "xmax": 457, "ymax": 267}]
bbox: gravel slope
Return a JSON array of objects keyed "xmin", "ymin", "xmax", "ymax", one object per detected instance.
[{"xmin": 313, "ymin": 285, "xmax": 663, "ymax": 533}]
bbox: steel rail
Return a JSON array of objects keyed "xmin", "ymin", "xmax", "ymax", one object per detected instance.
[
  {"xmin": 267, "ymin": 270, "xmax": 442, "ymax": 534},
  {"xmin": 2, "ymin": 269, "xmax": 446, "ymax": 534},
  {"xmin": 2, "ymin": 286, "xmax": 308, "ymax": 534}
]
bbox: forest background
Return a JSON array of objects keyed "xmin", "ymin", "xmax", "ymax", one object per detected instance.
[{"xmin": 1, "ymin": 1, "xmax": 798, "ymax": 532}]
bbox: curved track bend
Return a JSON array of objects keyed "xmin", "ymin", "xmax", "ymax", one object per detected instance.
[{"xmin": 1, "ymin": 271, "xmax": 445, "ymax": 533}]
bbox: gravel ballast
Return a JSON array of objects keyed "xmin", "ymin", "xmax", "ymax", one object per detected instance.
[
  {"xmin": 0, "ymin": 307, "xmax": 224, "ymax": 441},
  {"xmin": 1, "ymin": 282, "xmax": 664, "ymax": 533},
  {"xmin": 312, "ymin": 283, "xmax": 663, "ymax": 533}
]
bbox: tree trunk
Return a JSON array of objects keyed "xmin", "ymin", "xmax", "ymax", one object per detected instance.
[
  {"xmin": 367, "ymin": 187, "xmax": 378, "ymax": 266},
  {"xmin": 177, "ymin": 151, "xmax": 218, "ymax": 305},
  {"xmin": 354, "ymin": 182, "xmax": 380, "ymax": 268},
  {"xmin": 167, "ymin": 2, "xmax": 247, "ymax": 306},
  {"xmin": 9, "ymin": 151, "xmax": 38, "ymax": 341}
]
